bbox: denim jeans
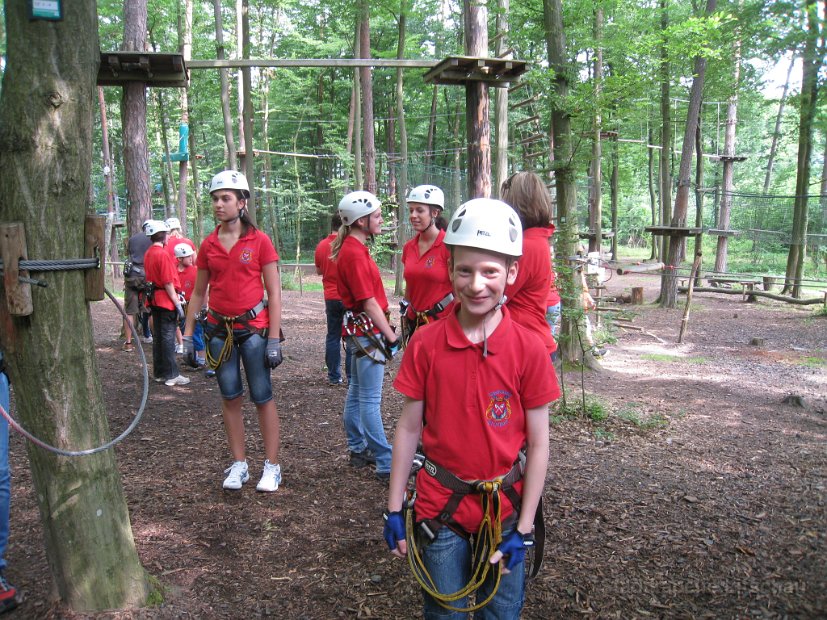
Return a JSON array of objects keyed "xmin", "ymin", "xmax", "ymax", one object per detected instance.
[
  {"xmin": 545, "ymin": 303, "xmax": 562, "ymax": 338},
  {"xmin": 209, "ymin": 330, "xmax": 273, "ymax": 404},
  {"xmin": 179, "ymin": 317, "xmax": 205, "ymax": 353},
  {"xmin": 420, "ymin": 527, "xmax": 525, "ymax": 620},
  {"xmin": 324, "ymin": 299, "xmax": 351, "ymax": 382},
  {"xmin": 0, "ymin": 372, "xmax": 11, "ymax": 570},
  {"xmin": 343, "ymin": 337, "xmax": 392, "ymax": 473},
  {"xmin": 151, "ymin": 307, "xmax": 180, "ymax": 381}
]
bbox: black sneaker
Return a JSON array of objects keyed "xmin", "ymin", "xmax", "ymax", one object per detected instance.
[
  {"xmin": 349, "ymin": 448, "xmax": 376, "ymax": 468},
  {"xmin": 0, "ymin": 570, "xmax": 18, "ymax": 614},
  {"xmin": 375, "ymin": 471, "xmax": 390, "ymax": 482}
]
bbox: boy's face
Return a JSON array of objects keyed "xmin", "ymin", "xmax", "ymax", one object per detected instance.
[
  {"xmin": 449, "ymin": 247, "xmax": 518, "ymax": 318},
  {"xmin": 178, "ymin": 254, "xmax": 194, "ymax": 267}
]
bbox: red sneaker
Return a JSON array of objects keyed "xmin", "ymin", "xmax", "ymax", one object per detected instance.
[{"xmin": 0, "ymin": 570, "xmax": 18, "ymax": 614}]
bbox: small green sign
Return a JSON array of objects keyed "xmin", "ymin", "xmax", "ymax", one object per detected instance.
[{"xmin": 29, "ymin": 0, "xmax": 63, "ymax": 21}]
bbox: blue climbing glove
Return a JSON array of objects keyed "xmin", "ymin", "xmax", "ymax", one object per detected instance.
[
  {"xmin": 386, "ymin": 338, "xmax": 402, "ymax": 359},
  {"xmin": 494, "ymin": 530, "xmax": 534, "ymax": 571},
  {"xmin": 182, "ymin": 336, "xmax": 198, "ymax": 368},
  {"xmin": 383, "ymin": 511, "xmax": 405, "ymax": 551},
  {"xmin": 265, "ymin": 338, "xmax": 283, "ymax": 369}
]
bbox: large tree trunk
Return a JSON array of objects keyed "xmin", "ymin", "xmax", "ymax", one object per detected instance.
[
  {"xmin": 714, "ymin": 32, "xmax": 741, "ymax": 274},
  {"xmin": 464, "ymin": 0, "xmax": 491, "ymax": 199},
  {"xmin": 240, "ymin": 0, "xmax": 256, "ymax": 220},
  {"xmin": 494, "ymin": 0, "xmax": 510, "ymax": 198},
  {"xmin": 544, "ymin": 0, "xmax": 598, "ymax": 368},
  {"xmin": 0, "ymin": 2, "xmax": 148, "ymax": 610},
  {"xmin": 589, "ymin": 5, "xmax": 604, "ymax": 255},
  {"xmin": 122, "ymin": 0, "xmax": 152, "ymax": 234},
  {"xmin": 177, "ymin": 0, "xmax": 193, "ymax": 236},
  {"xmin": 394, "ymin": 0, "xmax": 410, "ymax": 296},
  {"xmin": 784, "ymin": 0, "xmax": 821, "ymax": 298},
  {"xmin": 359, "ymin": 0, "xmax": 377, "ymax": 194},
  {"xmin": 213, "ymin": 0, "xmax": 237, "ymax": 169},
  {"xmin": 660, "ymin": 0, "xmax": 716, "ymax": 308},
  {"xmin": 648, "ymin": 125, "xmax": 658, "ymax": 260},
  {"xmin": 658, "ymin": 0, "xmax": 672, "ymax": 263}
]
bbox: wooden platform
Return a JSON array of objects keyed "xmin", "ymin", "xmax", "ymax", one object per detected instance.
[
  {"xmin": 645, "ymin": 226, "xmax": 703, "ymax": 237},
  {"xmin": 579, "ymin": 230, "xmax": 615, "ymax": 239},
  {"xmin": 423, "ymin": 56, "xmax": 528, "ymax": 87},
  {"xmin": 98, "ymin": 52, "xmax": 188, "ymax": 87},
  {"xmin": 707, "ymin": 229, "xmax": 740, "ymax": 237}
]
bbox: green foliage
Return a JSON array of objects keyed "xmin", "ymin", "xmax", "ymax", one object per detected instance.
[
  {"xmin": 616, "ymin": 403, "xmax": 670, "ymax": 430},
  {"xmin": 798, "ymin": 356, "xmax": 826, "ymax": 368}
]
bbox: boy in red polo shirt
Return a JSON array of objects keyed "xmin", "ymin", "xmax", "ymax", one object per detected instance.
[{"xmin": 384, "ymin": 198, "xmax": 560, "ymax": 618}]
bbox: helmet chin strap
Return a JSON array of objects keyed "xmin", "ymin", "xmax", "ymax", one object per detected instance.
[{"xmin": 482, "ymin": 295, "xmax": 508, "ymax": 358}]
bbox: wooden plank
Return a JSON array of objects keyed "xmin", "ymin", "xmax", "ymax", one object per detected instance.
[
  {"xmin": 515, "ymin": 115, "xmax": 540, "ymax": 127},
  {"xmin": 0, "ymin": 223, "xmax": 33, "ymax": 317},
  {"xmin": 511, "ymin": 94, "xmax": 540, "ymax": 110},
  {"xmin": 84, "ymin": 215, "xmax": 106, "ymax": 302}
]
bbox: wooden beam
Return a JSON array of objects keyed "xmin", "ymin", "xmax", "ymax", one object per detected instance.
[{"xmin": 187, "ymin": 58, "xmax": 438, "ymax": 69}]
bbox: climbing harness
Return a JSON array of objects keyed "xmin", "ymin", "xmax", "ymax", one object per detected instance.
[
  {"xmin": 203, "ymin": 299, "xmax": 269, "ymax": 370},
  {"xmin": 400, "ymin": 452, "xmax": 545, "ymax": 612},
  {"xmin": 401, "ymin": 293, "xmax": 454, "ymax": 345},
  {"xmin": 343, "ymin": 310, "xmax": 395, "ymax": 364}
]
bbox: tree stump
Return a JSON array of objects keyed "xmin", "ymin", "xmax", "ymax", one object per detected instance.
[
  {"xmin": 762, "ymin": 276, "xmax": 777, "ymax": 292},
  {"xmin": 749, "ymin": 337, "xmax": 765, "ymax": 346},
  {"xmin": 631, "ymin": 287, "xmax": 644, "ymax": 305}
]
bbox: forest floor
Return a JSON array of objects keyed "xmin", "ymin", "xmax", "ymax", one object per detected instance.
[{"xmin": 4, "ymin": 271, "xmax": 826, "ymax": 619}]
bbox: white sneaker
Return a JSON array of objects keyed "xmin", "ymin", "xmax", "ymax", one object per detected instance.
[
  {"xmin": 223, "ymin": 461, "xmax": 249, "ymax": 490},
  {"xmin": 164, "ymin": 375, "xmax": 191, "ymax": 386},
  {"xmin": 141, "ymin": 335, "xmax": 153, "ymax": 344},
  {"xmin": 175, "ymin": 344, "xmax": 184, "ymax": 354},
  {"xmin": 256, "ymin": 460, "xmax": 282, "ymax": 492}
]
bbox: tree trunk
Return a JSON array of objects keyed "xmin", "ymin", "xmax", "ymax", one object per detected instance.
[
  {"xmin": 763, "ymin": 57, "xmax": 795, "ymax": 194},
  {"xmin": 784, "ymin": 0, "xmax": 821, "ymax": 298},
  {"xmin": 122, "ymin": 0, "xmax": 152, "ymax": 235},
  {"xmin": 494, "ymin": 0, "xmax": 510, "ymax": 198},
  {"xmin": 693, "ymin": 120, "xmax": 704, "ymax": 287},
  {"xmin": 0, "ymin": 2, "xmax": 148, "ymax": 610},
  {"xmin": 647, "ymin": 125, "xmax": 658, "ymax": 260},
  {"xmin": 213, "ymin": 0, "xmax": 237, "ymax": 169},
  {"xmin": 240, "ymin": 0, "xmax": 255, "ymax": 220},
  {"xmin": 544, "ymin": 0, "xmax": 598, "ymax": 369},
  {"xmin": 658, "ymin": 0, "xmax": 672, "ymax": 263},
  {"xmin": 660, "ymin": 0, "xmax": 716, "ymax": 308},
  {"xmin": 589, "ymin": 4, "xmax": 604, "ymax": 255},
  {"xmin": 394, "ymin": 0, "xmax": 410, "ymax": 296},
  {"xmin": 610, "ymin": 134, "xmax": 619, "ymax": 261},
  {"xmin": 177, "ymin": 0, "xmax": 193, "ymax": 236},
  {"xmin": 98, "ymin": 88, "xmax": 120, "ymax": 273},
  {"xmin": 352, "ymin": 21, "xmax": 364, "ymax": 190},
  {"xmin": 425, "ymin": 86, "xmax": 438, "ymax": 170},
  {"xmin": 464, "ymin": 0, "xmax": 491, "ymax": 199},
  {"xmin": 155, "ymin": 90, "xmax": 176, "ymax": 217},
  {"xmin": 359, "ymin": 0, "xmax": 377, "ymax": 194},
  {"xmin": 714, "ymin": 31, "xmax": 741, "ymax": 274}
]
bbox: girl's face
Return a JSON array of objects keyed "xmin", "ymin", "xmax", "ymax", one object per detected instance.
[
  {"xmin": 365, "ymin": 208, "xmax": 383, "ymax": 235},
  {"xmin": 408, "ymin": 202, "xmax": 434, "ymax": 233},
  {"xmin": 211, "ymin": 190, "xmax": 244, "ymax": 223},
  {"xmin": 449, "ymin": 247, "xmax": 518, "ymax": 319}
]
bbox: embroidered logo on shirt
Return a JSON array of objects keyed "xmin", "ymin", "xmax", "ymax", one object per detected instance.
[
  {"xmin": 240, "ymin": 248, "xmax": 253, "ymax": 264},
  {"xmin": 425, "ymin": 256, "xmax": 435, "ymax": 268},
  {"xmin": 485, "ymin": 390, "xmax": 513, "ymax": 428}
]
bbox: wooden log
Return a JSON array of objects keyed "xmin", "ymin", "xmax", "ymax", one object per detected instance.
[
  {"xmin": 0, "ymin": 222, "xmax": 33, "ymax": 316},
  {"xmin": 630, "ymin": 287, "xmax": 644, "ymax": 305},
  {"xmin": 677, "ymin": 286, "xmax": 824, "ymax": 305},
  {"xmin": 84, "ymin": 215, "xmax": 106, "ymax": 301},
  {"xmin": 614, "ymin": 261, "xmax": 664, "ymax": 275}
]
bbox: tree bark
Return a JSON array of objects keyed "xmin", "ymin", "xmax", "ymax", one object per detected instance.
[
  {"xmin": 464, "ymin": 0, "xmax": 491, "ymax": 199},
  {"xmin": 0, "ymin": 2, "xmax": 148, "ymax": 610},
  {"xmin": 177, "ymin": 0, "xmax": 193, "ymax": 236},
  {"xmin": 659, "ymin": 0, "xmax": 716, "ymax": 308},
  {"xmin": 98, "ymin": 87, "xmax": 120, "ymax": 272},
  {"xmin": 658, "ymin": 0, "xmax": 672, "ymax": 263},
  {"xmin": 213, "ymin": 0, "xmax": 237, "ymax": 169},
  {"xmin": 647, "ymin": 125, "xmax": 658, "ymax": 260},
  {"xmin": 589, "ymin": 4, "xmax": 604, "ymax": 255},
  {"xmin": 494, "ymin": 0, "xmax": 510, "ymax": 198},
  {"xmin": 394, "ymin": 0, "xmax": 410, "ymax": 296},
  {"xmin": 693, "ymin": 120, "xmax": 704, "ymax": 286},
  {"xmin": 359, "ymin": 0, "xmax": 377, "ymax": 194},
  {"xmin": 763, "ymin": 57, "xmax": 795, "ymax": 194},
  {"xmin": 240, "ymin": 0, "xmax": 256, "ymax": 220}
]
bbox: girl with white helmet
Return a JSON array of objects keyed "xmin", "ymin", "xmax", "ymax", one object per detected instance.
[
  {"xmin": 400, "ymin": 185, "xmax": 454, "ymax": 343},
  {"xmin": 500, "ymin": 172, "xmax": 558, "ymax": 361},
  {"xmin": 384, "ymin": 198, "xmax": 560, "ymax": 618},
  {"xmin": 182, "ymin": 170, "xmax": 284, "ymax": 493},
  {"xmin": 330, "ymin": 190, "xmax": 399, "ymax": 480},
  {"xmin": 143, "ymin": 220, "xmax": 189, "ymax": 387}
]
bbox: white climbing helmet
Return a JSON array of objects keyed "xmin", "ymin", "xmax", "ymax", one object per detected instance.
[
  {"xmin": 444, "ymin": 198, "xmax": 523, "ymax": 257},
  {"xmin": 141, "ymin": 219, "xmax": 153, "ymax": 231},
  {"xmin": 209, "ymin": 170, "xmax": 250, "ymax": 198},
  {"xmin": 144, "ymin": 220, "xmax": 170, "ymax": 237},
  {"xmin": 338, "ymin": 191, "xmax": 381, "ymax": 226},
  {"xmin": 165, "ymin": 217, "xmax": 182, "ymax": 231},
  {"xmin": 174, "ymin": 243, "xmax": 195, "ymax": 258},
  {"xmin": 407, "ymin": 185, "xmax": 445, "ymax": 210}
]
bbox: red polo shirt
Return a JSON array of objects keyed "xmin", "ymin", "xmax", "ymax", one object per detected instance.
[
  {"xmin": 505, "ymin": 226, "xmax": 557, "ymax": 354},
  {"xmin": 144, "ymin": 244, "xmax": 180, "ymax": 311},
  {"xmin": 402, "ymin": 229, "xmax": 454, "ymax": 320},
  {"xmin": 336, "ymin": 235, "xmax": 388, "ymax": 335},
  {"xmin": 394, "ymin": 306, "xmax": 560, "ymax": 533},
  {"xmin": 177, "ymin": 264, "xmax": 197, "ymax": 302},
  {"xmin": 314, "ymin": 233, "xmax": 341, "ymax": 301},
  {"xmin": 197, "ymin": 226, "xmax": 279, "ymax": 329}
]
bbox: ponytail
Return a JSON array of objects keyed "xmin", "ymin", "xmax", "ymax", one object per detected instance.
[{"xmin": 329, "ymin": 224, "xmax": 350, "ymax": 261}]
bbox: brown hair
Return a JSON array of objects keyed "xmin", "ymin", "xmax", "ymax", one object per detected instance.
[
  {"xmin": 329, "ymin": 224, "xmax": 350, "ymax": 260},
  {"xmin": 500, "ymin": 171, "xmax": 551, "ymax": 230}
]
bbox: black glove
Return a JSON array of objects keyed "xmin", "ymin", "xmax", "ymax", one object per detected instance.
[
  {"xmin": 265, "ymin": 338, "xmax": 283, "ymax": 369},
  {"xmin": 399, "ymin": 299, "xmax": 410, "ymax": 318},
  {"xmin": 175, "ymin": 302, "xmax": 185, "ymax": 322},
  {"xmin": 182, "ymin": 336, "xmax": 198, "ymax": 368},
  {"xmin": 383, "ymin": 511, "xmax": 405, "ymax": 551}
]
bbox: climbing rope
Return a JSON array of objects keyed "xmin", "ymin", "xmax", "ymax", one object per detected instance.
[{"xmin": 0, "ymin": 287, "xmax": 149, "ymax": 457}]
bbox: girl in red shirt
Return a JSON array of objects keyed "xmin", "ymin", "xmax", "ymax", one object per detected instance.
[
  {"xmin": 501, "ymin": 172, "xmax": 558, "ymax": 359},
  {"xmin": 331, "ymin": 190, "xmax": 399, "ymax": 479},
  {"xmin": 401, "ymin": 185, "xmax": 454, "ymax": 343},
  {"xmin": 182, "ymin": 170, "xmax": 283, "ymax": 494}
]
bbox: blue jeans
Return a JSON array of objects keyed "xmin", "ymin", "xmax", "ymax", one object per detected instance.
[
  {"xmin": 343, "ymin": 337, "xmax": 392, "ymax": 473},
  {"xmin": 420, "ymin": 527, "xmax": 526, "ymax": 619},
  {"xmin": 546, "ymin": 303, "xmax": 562, "ymax": 338},
  {"xmin": 179, "ymin": 316, "xmax": 205, "ymax": 353},
  {"xmin": 151, "ymin": 307, "xmax": 180, "ymax": 381},
  {"xmin": 324, "ymin": 299, "xmax": 351, "ymax": 382},
  {"xmin": 209, "ymin": 330, "xmax": 273, "ymax": 404},
  {"xmin": 0, "ymin": 372, "xmax": 11, "ymax": 570}
]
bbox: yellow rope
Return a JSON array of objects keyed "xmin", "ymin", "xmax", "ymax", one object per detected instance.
[
  {"xmin": 405, "ymin": 483, "xmax": 505, "ymax": 612},
  {"xmin": 205, "ymin": 319, "xmax": 235, "ymax": 370}
]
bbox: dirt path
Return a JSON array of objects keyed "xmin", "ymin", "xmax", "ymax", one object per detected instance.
[{"xmin": 5, "ymin": 273, "xmax": 826, "ymax": 619}]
